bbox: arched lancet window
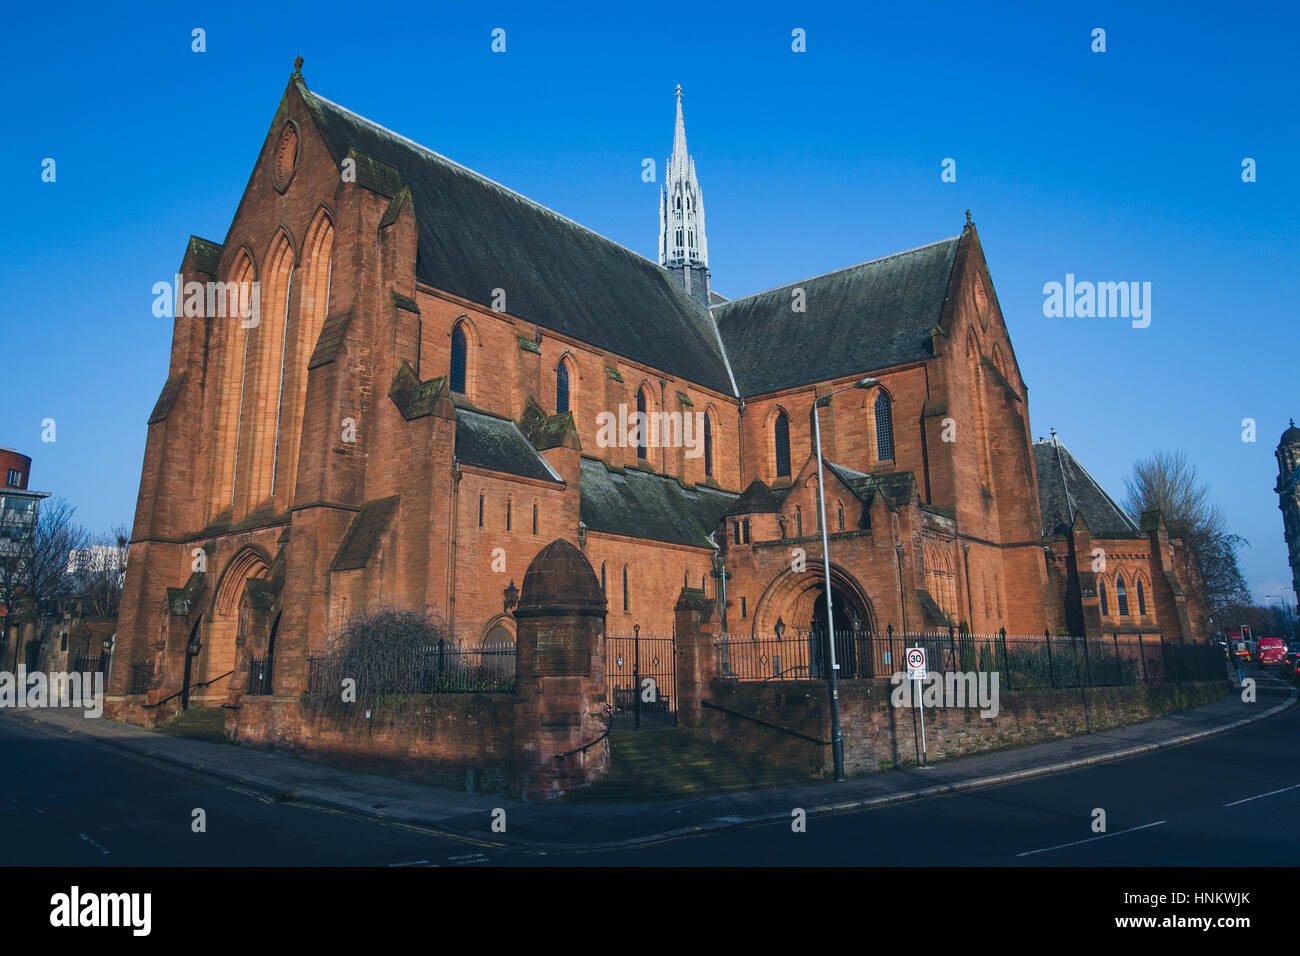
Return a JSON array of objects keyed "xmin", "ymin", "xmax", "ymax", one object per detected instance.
[
  {"xmin": 450, "ymin": 325, "xmax": 468, "ymax": 394},
  {"xmin": 1137, "ymin": 578, "xmax": 1147, "ymax": 616},
  {"xmin": 774, "ymin": 410, "xmax": 791, "ymax": 478},
  {"xmin": 703, "ymin": 413, "xmax": 714, "ymax": 478},
  {"xmin": 622, "ymin": 565, "xmax": 629, "ymax": 612},
  {"xmin": 478, "ymin": 493, "xmax": 484, "ymax": 528},
  {"xmin": 636, "ymin": 388, "xmax": 649, "ymax": 461},
  {"xmin": 874, "ymin": 392, "xmax": 894, "ymax": 463},
  {"xmin": 531, "ymin": 501, "xmax": 538, "ymax": 535},
  {"xmin": 556, "ymin": 362, "xmax": 570, "ymax": 415},
  {"xmin": 837, "ymin": 503, "xmax": 844, "ymax": 531},
  {"xmin": 795, "ymin": 506, "xmax": 803, "ymax": 538},
  {"xmin": 506, "ymin": 498, "xmax": 512, "ymax": 532},
  {"xmin": 601, "ymin": 562, "xmax": 607, "ymax": 594},
  {"xmin": 1116, "ymin": 575, "xmax": 1129, "ymax": 616},
  {"xmin": 1100, "ymin": 580, "xmax": 1109, "ymax": 617}
]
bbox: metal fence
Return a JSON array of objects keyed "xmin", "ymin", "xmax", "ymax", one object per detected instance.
[
  {"xmin": 714, "ymin": 628, "xmax": 1226, "ymax": 689},
  {"xmin": 247, "ymin": 656, "xmax": 273, "ymax": 696},
  {"xmin": 306, "ymin": 640, "xmax": 516, "ymax": 697},
  {"xmin": 73, "ymin": 653, "xmax": 111, "ymax": 675},
  {"xmin": 606, "ymin": 630, "xmax": 677, "ymax": 729},
  {"xmin": 129, "ymin": 661, "xmax": 154, "ymax": 695}
]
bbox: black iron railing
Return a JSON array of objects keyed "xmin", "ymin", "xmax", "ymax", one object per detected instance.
[
  {"xmin": 73, "ymin": 653, "xmax": 111, "ymax": 674},
  {"xmin": 247, "ymin": 656, "xmax": 273, "ymax": 695},
  {"xmin": 306, "ymin": 641, "xmax": 516, "ymax": 697},
  {"xmin": 129, "ymin": 661, "xmax": 154, "ymax": 695},
  {"xmin": 714, "ymin": 628, "xmax": 1227, "ymax": 689}
]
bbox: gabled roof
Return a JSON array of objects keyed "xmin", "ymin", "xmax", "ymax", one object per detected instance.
[
  {"xmin": 455, "ymin": 409, "xmax": 562, "ymax": 483},
  {"xmin": 713, "ymin": 237, "xmax": 962, "ymax": 396},
  {"xmin": 579, "ymin": 458, "xmax": 736, "ymax": 549},
  {"xmin": 824, "ymin": 461, "xmax": 916, "ymax": 510},
  {"xmin": 725, "ymin": 478, "xmax": 787, "ymax": 516},
  {"xmin": 1033, "ymin": 436, "xmax": 1138, "ymax": 538},
  {"xmin": 297, "ymin": 84, "xmax": 735, "ymax": 395}
]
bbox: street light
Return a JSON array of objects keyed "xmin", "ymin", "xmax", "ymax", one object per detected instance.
[{"xmin": 813, "ymin": 376, "xmax": 877, "ymax": 782}]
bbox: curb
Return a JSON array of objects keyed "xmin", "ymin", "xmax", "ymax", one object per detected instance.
[{"xmin": 7, "ymin": 683, "xmax": 1294, "ymax": 852}]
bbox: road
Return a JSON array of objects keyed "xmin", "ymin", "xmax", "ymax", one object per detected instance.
[{"xmin": 1, "ymin": 676, "xmax": 1295, "ymax": 867}]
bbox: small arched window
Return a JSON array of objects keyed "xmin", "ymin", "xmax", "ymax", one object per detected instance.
[
  {"xmin": 795, "ymin": 506, "xmax": 803, "ymax": 538},
  {"xmin": 874, "ymin": 392, "xmax": 894, "ymax": 462},
  {"xmin": 623, "ymin": 565, "xmax": 629, "ymax": 612},
  {"xmin": 703, "ymin": 413, "xmax": 714, "ymax": 478},
  {"xmin": 837, "ymin": 503, "xmax": 844, "ymax": 531},
  {"xmin": 556, "ymin": 362, "xmax": 570, "ymax": 415},
  {"xmin": 532, "ymin": 502, "xmax": 538, "ymax": 535},
  {"xmin": 450, "ymin": 325, "xmax": 468, "ymax": 395},
  {"xmin": 601, "ymin": 562, "xmax": 607, "ymax": 594},
  {"xmin": 506, "ymin": 498, "xmax": 512, "ymax": 532},
  {"xmin": 1137, "ymin": 578, "xmax": 1147, "ymax": 616},
  {"xmin": 774, "ymin": 410, "xmax": 791, "ymax": 478},
  {"xmin": 636, "ymin": 389, "xmax": 648, "ymax": 461},
  {"xmin": 1100, "ymin": 580, "xmax": 1109, "ymax": 617},
  {"xmin": 478, "ymin": 493, "xmax": 484, "ymax": 528},
  {"xmin": 1116, "ymin": 575, "xmax": 1129, "ymax": 616}
]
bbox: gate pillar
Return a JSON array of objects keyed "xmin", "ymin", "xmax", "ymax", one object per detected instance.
[{"xmin": 511, "ymin": 539, "xmax": 609, "ymax": 799}]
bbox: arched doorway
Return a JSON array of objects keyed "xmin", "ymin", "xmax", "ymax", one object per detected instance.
[
  {"xmin": 809, "ymin": 586, "xmax": 869, "ymax": 678},
  {"xmin": 481, "ymin": 620, "xmax": 515, "ymax": 678},
  {"xmin": 754, "ymin": 563, "xmax": 875, "ymax": 679},
  {"xmin": 203, "ymin": 547, "xmax": 270, "ymax": 706}
]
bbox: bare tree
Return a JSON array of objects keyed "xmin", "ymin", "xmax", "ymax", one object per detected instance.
[
  {"xmin": 1, "ymin": 497, "xmax": 89, "ymax": 669},
  {"xmin": 1121, "ymin": 450, "xmax": 1250, "ymax": 633},
  {"xmin": 69, "ymin": 524, "xmax": 131, "ymax": 618}
]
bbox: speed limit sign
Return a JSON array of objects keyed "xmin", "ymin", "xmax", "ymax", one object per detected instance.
[{"xmin": 906, "ymin": 646, "xmax": 927, "ymax": 680}]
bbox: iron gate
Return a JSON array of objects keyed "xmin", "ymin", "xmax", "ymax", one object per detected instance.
[{"xmin": 606, "ymin": 626, "xmax": 677, "ymax": 729}]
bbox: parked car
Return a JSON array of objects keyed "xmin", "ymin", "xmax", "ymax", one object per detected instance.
[{"xmin": 1282, "ymin": 650, "xmax": 1300, "ymax": 683}]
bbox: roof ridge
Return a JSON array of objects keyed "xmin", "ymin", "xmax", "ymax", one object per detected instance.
[
  {"xmin": 711, "ymin": 235, "xmax": 962, "ymax": 310},
  {"xmin": 1044, "ymin": 436, "xmax": 1137, "ymax": 535},
  {"xmin": 307, "ymin": 89, "xmax": 671, "ymax": 279}
]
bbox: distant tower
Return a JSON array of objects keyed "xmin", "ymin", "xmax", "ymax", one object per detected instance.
[
  {"xmin": 1275, "ymin": 419, "xmax": 1300, "ymax": 598},
  {"xmin": 659, "ymin": 85, "xmax": 710, "ymax": 308}
]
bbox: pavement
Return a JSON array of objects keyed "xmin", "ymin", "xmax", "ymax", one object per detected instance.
[{"xmin": 4, "ymin": 675, "xmax": 1292, "ymax": 851}]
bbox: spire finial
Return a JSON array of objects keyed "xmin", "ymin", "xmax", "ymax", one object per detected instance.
[
  {"xmin": 293, "ymin": 55, "xmax": 304, "ymax": 74},
  {"xmin": 965, "ymin": 208, "xmax": 972, "ymax": 226},
  {"xmin": 675, "ymin": 83, "xmax": 682, "ymax": 99}
]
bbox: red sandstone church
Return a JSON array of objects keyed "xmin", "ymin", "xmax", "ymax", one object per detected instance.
[{"xmin": 109, "ymin": 63, "xmax": 1205, "ymax": 723}]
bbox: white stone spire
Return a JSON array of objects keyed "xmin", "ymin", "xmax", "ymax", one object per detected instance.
[{"xmin": 659, "ymin": 84, "xmax": 708, "ymax": 271}]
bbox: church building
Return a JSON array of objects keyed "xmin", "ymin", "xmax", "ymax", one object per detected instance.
[{"xmin": 108, "ymin": 63, "xmax": 1206, "ymax": 723}]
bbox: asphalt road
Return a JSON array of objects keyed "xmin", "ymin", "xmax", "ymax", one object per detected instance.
[{"xmin": 2, "ymin": 676, "xmax": 1296, "ymax": 867}]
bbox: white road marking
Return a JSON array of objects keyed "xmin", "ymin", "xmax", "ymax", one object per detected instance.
[
  {"xmin": 79, "ymin": 832, "xmax": 111, "ymax": 855},
  {"xmin": 1016, "ymin": 820, "xmax": 1166, "ymax": 858},
  {"xmin": 1223, "ymin": 782, "xmax": 1300, "ymax": 807},
  {"xmin": 387, "ymin": 860, "xmax": 432, "ymax": 867}
]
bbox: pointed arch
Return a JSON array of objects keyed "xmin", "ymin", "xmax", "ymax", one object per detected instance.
[
  {"xmin": 965, "ymin": 331, "xmax": 992, "ymax": 488},
  {"xmin": 241, "ymin": 228, "xmax": 296, "ymax": 509},
  {"xmin": 703, "ymin": 409, "xmax": 714, "ymax": 478},
  {"xmin": 450, "ymin": 323, "xmax": 469, "ymax": 395},
  {"xmin": 209, "ymin": 248, "xmax": 256, "ymax": 516},
  {"xmin": 1099, "ymin": 579, "xmax": 1110, "ymax": 617},
  {"xmin": 1135, "ymin": 573, "xmax": 1149, "ymax": 617},
  {"xmin": 555, "ymin": 353, "xmax": 575, "ymax": 415},
  {"xmin": 773, "ymin": 407, "xmax": 792, "ymax": 479},
  {"xmin": 1116, "ymin": 572, "xmax": 1130, "ymax": 616},
  {"xmin": 635, "ymin": 384, "xmax": 655, "ymax": 461},
  {"xmin": 278, "ymin": 208, "xmax": 333, "ymax": 506},
  {"xmin": 873, "ymin": 390, "xmax": 894, "ymax": 463}
]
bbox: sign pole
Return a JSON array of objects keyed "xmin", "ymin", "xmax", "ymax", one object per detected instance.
[{"xmin": 908, "ymin": 645, "xmax": 928, "ymax": 768}]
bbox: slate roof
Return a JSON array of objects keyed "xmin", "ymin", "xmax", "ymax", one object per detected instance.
[
  {"xmin": 298, "ymin": 84, "xmax": 735, "ymax": 395},
  {"xmin": 824, "ymin": 461, "xmax": 916, "ymax": 510},
  {"xmin": 455, "ymin": 409, "xmax": 562, "ymax": 483},
  {"xmin": 713, "ymin": 238, "xmax": 962, "ymax": 396},
  {"xmin": 1033, "ymin": 436, "xmax": 1138, "ymax": 538},
  {"xmin": 579, "ymin": 458, "xmax": 737, "ymax": 548},
  {"xmin": 725, "ymin": 478, "xmax": 788, "ymax": 516}
]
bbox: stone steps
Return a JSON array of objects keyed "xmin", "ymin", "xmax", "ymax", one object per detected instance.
[
  {"xmin": 155, "ymin": 706, "xmax": 229, "ymax": 743},
  {"xmin": 571, "ymin": 727, "xmax": 815, "ymax": 801}
]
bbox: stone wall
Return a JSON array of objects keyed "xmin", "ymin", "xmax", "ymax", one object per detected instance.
[
  {"xmin": 232, "ymin": 694, "xmax": 515, "ymax": 792},
  {"xmin": 700, "ymin": 677, "xmax": 1233, "ymax": 779}
]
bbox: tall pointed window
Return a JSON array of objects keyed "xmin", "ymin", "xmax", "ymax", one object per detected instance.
[
  {"xmin": 874, "ymin": 392, "xmax": 894, "ymax": 462},
  {"xmin": 601, "ymin": 562, "xmax": 607, "ymax": 594},
  {"xmin": 532, "ymin": 502, "xmax": 538, "ymax": 535},
  {"xmin": 623, "ymin": 565, "xmax": 629, "ymax": 612},
  {"xmin": 795, "ymin": 506, "xmax": 803, "ymax": 538},
  {"xmin": 1116, "ymin": 575, "xmax": 1129, "ymax": 616},
  {"xmin": 1100, "ymin": 580, "xmax": 1109, "ymax": 617},
  {"xmin": 636, "ymin": 388, "xmax": 648, "ymax": 461},
  {"xmin": 556, "ymin": 362, "xmax": 570, "ymax": 414},
  {"xmin": 1137, "ymin": 578, "xmax": 1147, "ymax": 616},
  {"xmin": 774, "ymin": 410, "xmax": 791, "ymax": 478},
  {"xmin": 703, "ymin": 412, "xmax": 714, "ymax": 478},
  {"xmin": 450, "ymin": 325, "xmax": 468, "ymax": 395}
]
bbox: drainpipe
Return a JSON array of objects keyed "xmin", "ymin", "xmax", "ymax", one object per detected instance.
[
  {"xmin": 896, "ymin": 544, "xmax": 908, "ymax": 637},
  {"xmin": 961, "ymin": 543, "xmax": 974, "ymax": 630},
  {"xmin": 448, "ymin": 461, "xmax": 461, "ymax": 636}
]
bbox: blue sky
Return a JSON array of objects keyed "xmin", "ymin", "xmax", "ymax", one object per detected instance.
[{"xmin": 2, "ymin": 1, "xmax": 1296, "ymax": 605}]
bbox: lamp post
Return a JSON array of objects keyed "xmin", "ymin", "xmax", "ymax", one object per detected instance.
[{"xmin": 813, "ymin": 376, "xmax": 877, "ymax": 782}]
